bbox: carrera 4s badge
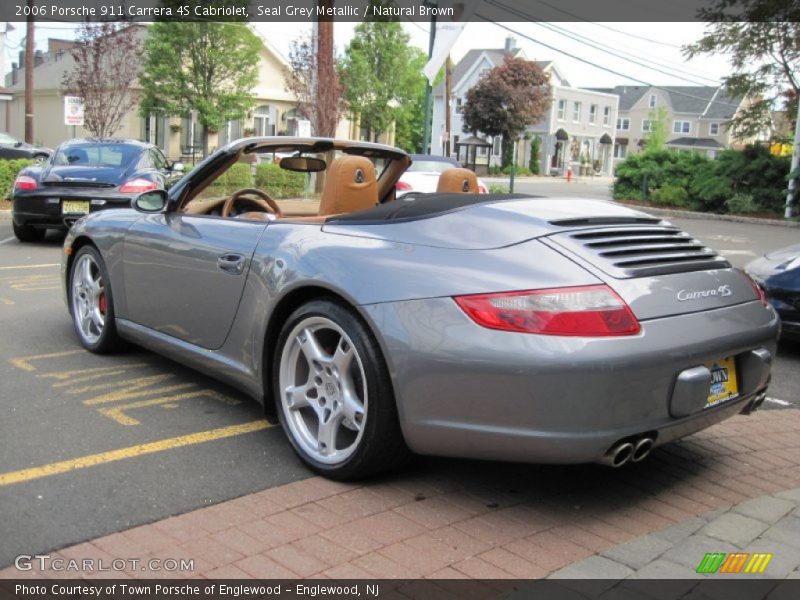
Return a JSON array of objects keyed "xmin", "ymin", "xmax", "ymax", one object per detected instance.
[{"xmin": 677, "ymin": 285, "xmax": 732, "ymax": 301}]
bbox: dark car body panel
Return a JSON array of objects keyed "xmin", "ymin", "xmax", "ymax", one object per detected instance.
[
  {"xmin": 0, "ymin": 137, "xmax": 52, "ymax": 160},
  {"xmin": 746, "ymin": 245, "xmax": 800, "ymax": 341}
]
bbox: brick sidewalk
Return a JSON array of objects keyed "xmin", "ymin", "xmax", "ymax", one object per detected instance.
[{"xmin": 3, "ymin": 409, "xmax": 799, "ymax": 580}]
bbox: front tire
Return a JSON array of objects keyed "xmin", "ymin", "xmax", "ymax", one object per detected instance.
[
  {"xmin": 68, "ymin": 245, "xmax": 122, "ymax": 353},
  {"xmin": 273, "ymin": 299, "xmax": 409, "ymax": 480},
  {"xmin": 13, "ymin": 222, "xmax": 45, "ymax": 243}
]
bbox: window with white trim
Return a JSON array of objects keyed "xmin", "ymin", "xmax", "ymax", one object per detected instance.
[
  {"xmin": 455, "ymin": 97, "xmax": 463, "ymax": 114},
  {"xmin": 672, "ymin": 120, "xmax": 691, "ymax": 134},
  {"xmin": 641, "ymin": 119, "xmax": 653, "ymax": 132},
  {"xmin": 253, "ymin": 105, "xmax": 273, "ymax": 136},
  {"xmin": 557, "ymin": 99, "xmax": 566, "ymax": 120},
  {"xmin": 589, "ymin": 104, "xmax": 597, "ymax": 124},
  {"xmin": 709, "ymin": 122, "xmax": 720, "ymax": 135},
  {"xmin": 648, "ymin": 94, "xmax": 657, "ymax": 108},
  {"xmin": 572, "ymin": 101, "xmax": 582, "ymax": 122},
  {"xmin": 603, "ymin": 106, "xmax": 611, "ymax": 126},
  {"xmin": 616, "ymin": 118, "xmax": 630, "ymax": 131},
  {"xmin": 613, "ymin": 143, "xmax": 627, "ymax": 158}
]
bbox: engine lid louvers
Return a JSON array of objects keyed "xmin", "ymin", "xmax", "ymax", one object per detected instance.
[{"xmin": 549, "ymin": 225, "xmax": 730, "ymax": 279}]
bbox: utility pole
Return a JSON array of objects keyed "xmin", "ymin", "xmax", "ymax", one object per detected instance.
[
  {"xmin": 315, "ymin": 0, "xmax": 335, "ymax": 138},
  {"xmin": 786, "ymin": 99, "xmax": 800, "ymax": 219},
  {"xmin": 421, "ymin": 7, "xmax": 436, "ymax": 154},
  {"xmin": 444, "ymin": 57, "xmax": 452, "ymax": 157},
  {"xmin": 24, "ymin": 0, "xmax": 35, "ymax": 143}
]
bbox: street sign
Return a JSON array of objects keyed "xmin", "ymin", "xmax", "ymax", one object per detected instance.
[{"xmin": 63, "ymin": 96, "xmax": 85, "ymax": 127}]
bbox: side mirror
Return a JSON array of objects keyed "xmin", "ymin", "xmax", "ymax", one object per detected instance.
[
  {"xmin": 134, "ymin": 189, "xmax": 168, "ymax": 213},
  {"xmin": 171, "ymin": 161, "xmax": 185, "ymax": 173}
]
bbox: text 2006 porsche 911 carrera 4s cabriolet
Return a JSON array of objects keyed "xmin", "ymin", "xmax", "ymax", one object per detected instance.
[{"xmin": 61, "ymin": 137, "xmax": 779, "ymax": 480}]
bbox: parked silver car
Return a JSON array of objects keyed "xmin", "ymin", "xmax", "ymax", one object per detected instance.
[{"xmin": 62, "ymin": 137, "xmax": 778, "ymax": 479}]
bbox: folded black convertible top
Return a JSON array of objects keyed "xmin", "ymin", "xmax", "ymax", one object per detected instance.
[{"xmin": 326, "ymin": 193, "xmax": 533, "ymax": 224}]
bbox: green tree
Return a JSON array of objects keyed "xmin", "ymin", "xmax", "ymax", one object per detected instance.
[
  {"xmin": 339, "ymin": 10, "xmax": 427, "ymax": 148},
  {"xmin": 684, "ymin": 0, "xmax": 800, "ymax": 140},
  {"xmin": 139, "ymin": 21, "xmax": 261, "ymax": 154},
  {"xmin": 462, "ymin": 55, "xmax": 552, "ymax": 167},
  {"xmin": 645, "ymin": 107, "xmax": 669, "ymax": 152}
]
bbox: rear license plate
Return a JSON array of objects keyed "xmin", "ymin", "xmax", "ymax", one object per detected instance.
[
  {"xmin": 705, "ymin": 356, "xmax": 739, "ymax": 407},
  {"xmin": 62, "ymin": 200, "xmax": 90, "ymax": 215}
]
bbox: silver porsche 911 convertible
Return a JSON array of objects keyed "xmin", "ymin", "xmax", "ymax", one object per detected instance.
[{"xmin": 62, "ymin": 137, "xmax": 778, "ymax": 480}]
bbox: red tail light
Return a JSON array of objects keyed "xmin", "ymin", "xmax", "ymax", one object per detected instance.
[
  {"xmin": 738, "ymin": 269, "xmax": 768, "ymax": 307},
  {"xmin": 454, "ymin": 285, "xmax": 640, "ymax": 336},
  {"xmin": 14, "ymin": 175, "xmax": 38, "ymax": 191},
  {"xmin": 120, "ymin": 178, "xmax": 158, "ymax": 193},
  {"xmin": 396, "ymin": 181, "xmax": 412, "ymax": 191}
]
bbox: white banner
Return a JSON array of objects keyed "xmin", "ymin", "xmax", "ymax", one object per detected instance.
[{"xmin": 421, "ymin": 1, "xmax": 477, "ymax": 85}]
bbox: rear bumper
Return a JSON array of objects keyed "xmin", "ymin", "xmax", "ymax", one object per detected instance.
[
  {"xmin": 13, "ymin": 191, "xmax": 132, "ymax": 230},
  {"xmin": 362, "ymin": 298, "xmax": 779, "ymax": 464}
]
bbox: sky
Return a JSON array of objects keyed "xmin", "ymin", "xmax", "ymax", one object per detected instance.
[{"xmin": 2, "ymin": 20, "xmax": 732, "ymax": 89}]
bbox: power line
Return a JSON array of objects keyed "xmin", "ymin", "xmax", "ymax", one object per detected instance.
[
  {"xmin": 529, "ymin": 22, "xmax": 719, "ymax": 86},
  {"xmin": 488, "ymin": 0, "xmax": 718, "ymax": 86},
  {"xmin": 521, "ymin": 0, "xmax": 683, "ymax": 49},
  {"xmin": 480, "ymin": 17, "xmax": 741, "ymax": 110}
]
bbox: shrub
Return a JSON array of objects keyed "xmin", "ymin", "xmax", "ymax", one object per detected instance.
[
  {"xmin": 725, "ymin": 192, "xmax": 761, "ymax": 214},
  {"xmin": 688, "ymin": 146, "xmax": 789, "ymax": 214},
  {"xmin": 207, "ymin": 162, "xmax": 252, "ymax": 195},
  {"xmin": 488, "ymin": 183, "xmax": 508, "ymax": 194},
  {"xmin": 501, "ymin": 164, "xmax": 532, "ymax": 176},
  {"xmin": 651, "ymin": 184, "xmax": 690, "ymax": 207},
  {"xmin": 0, "ymin": 159, "xmax": 36, "ymax": 200},
  {"xmin": 614, "ymin": 150, "xmax": 710, "ymax": 202},
  {"xmin": 487, "ymin": 165, "xmax": 503, "ymax": 176},
  {"xmin": 529, "ymin": 137, "xmax": 541, "ymax": 175},
  {"xmin": 255, "ymin": 163, "xmax": 306, "ymax": 199}
]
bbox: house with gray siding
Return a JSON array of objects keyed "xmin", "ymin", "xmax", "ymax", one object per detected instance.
[
  {"xmin": 431, "ymin": 38, "xmax": 619, "ymax": 176},
  {"xmin": 588, "ymin": 85, "xmax": 752, "ymax": 167}
]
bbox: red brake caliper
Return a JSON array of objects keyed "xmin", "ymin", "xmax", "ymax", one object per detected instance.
[{"xmin": 98, "ymin": 279, "xmax": 106, "ymax": 314}]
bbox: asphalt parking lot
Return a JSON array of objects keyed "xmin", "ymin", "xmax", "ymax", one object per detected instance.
[{"xmin": 0, "ymin": 198, "xmax": 798, "ymax": 569}]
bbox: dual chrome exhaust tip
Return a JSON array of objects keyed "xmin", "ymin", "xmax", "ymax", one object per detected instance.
[{"xmin": 599, "ymin": 436, "xmax": 655, "ymax": 468}]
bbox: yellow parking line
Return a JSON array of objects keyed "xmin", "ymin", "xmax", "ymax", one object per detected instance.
[
  {"xmin": 10, "ymin": 350, "xmax": 84, "ymax": 372},
  {"xmin": 0, "ymin": 263, "xmax": 59, "ymax": 271},
  {"xmin": 0, "ymin": 420, "xmax": 272, "ymax": 486}
]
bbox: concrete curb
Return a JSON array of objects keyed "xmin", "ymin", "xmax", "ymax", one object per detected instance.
[{"xmin": 622, "ymin": 204, "xmax": 800, "ymax": 228}]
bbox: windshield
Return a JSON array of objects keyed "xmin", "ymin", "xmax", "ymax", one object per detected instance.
[
  {"xmin": 408, "ymin": 160, "xmax": 458, "ymax": 173},
  {"xmin": 53, "ymin": 143, "xmax": 140, "ymax": 167},
  {"xmin": 191, "ymin": 149, "xmax": 386, "ymax": 204}
]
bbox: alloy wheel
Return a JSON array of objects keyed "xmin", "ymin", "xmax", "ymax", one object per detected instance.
[
  {"xmin": 278, "ymin": 316, "xmax": 367, "ymax": 465},
  {"xmin": 71, "ymin": 253, "xmax": 106, "ymax": 345}
]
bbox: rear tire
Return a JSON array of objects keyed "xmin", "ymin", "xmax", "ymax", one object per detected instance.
[
  {"xmin": 68, "ymin": 245, "xmax": 122, "ymax": 353},
  {"xmin": 13, "ymin": 222, "xmax": 45, "ymax": 243},
  {"xmin": 273, "ymin": 299, "xmax": 410, "ymax": 480}
]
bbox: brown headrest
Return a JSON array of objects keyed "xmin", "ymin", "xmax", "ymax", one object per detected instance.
[
  {"xmin": 436, "ymin": 167, "xmax": 479, "ymax": 193},
  {"xmin": 318, "ymin": 155, "xmax": 378, "ymax": 216}
]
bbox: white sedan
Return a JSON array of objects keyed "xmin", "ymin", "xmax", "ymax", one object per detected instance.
[{"xmin": 396, "ymin": 154, "xmax": 488, "ymax": 197}]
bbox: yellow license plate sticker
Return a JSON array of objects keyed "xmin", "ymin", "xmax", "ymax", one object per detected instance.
[
  {"xmin": 705, "ymin": 356, "xmax": 739, "ymax": 407},
  {"xmin": 62, "ymin": 200, "xmax": 89, "ymax": 215}
]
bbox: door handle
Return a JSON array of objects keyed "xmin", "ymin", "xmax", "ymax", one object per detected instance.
[{"xmin": 217, "ymin": 253, "xmax": 246, "ymax": 275}]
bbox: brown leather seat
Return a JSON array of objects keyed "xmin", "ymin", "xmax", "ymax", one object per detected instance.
[
  {"xmin": 436, "ymin": 167, "xmax": 479, "ymax": 193},
  {"xmin": 317, "ymin": 155, "xmax": 378, "ymax": 216}
]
